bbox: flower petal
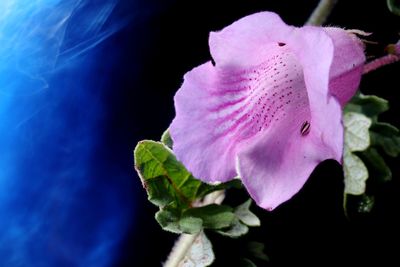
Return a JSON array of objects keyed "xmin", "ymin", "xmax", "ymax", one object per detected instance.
[
  {"xmin": 171, "ymin": 44, "xmax": 312, "ymax": 183},
  {"xmin": 170, "ymin": 62, "xmax": 238, "ymax": 182},
  {"xmin": 237, "ymin": 26, "xmax": 344, "ymax": 210},
  {"xmin": 287, "ymin": 27, "xmax": 343, "ymax": 162},
  {"xmin": 236, "ymin": 102, "xmax": 340, "ymax": 210},
  {"xmin": 324, "ymin": 28, "xmax": 366, "ymax": 106},
  {"xmin": 171, "ymin": 12, "xmax": 364, "ymax": 210},
  {"xmin": 171, "ymin": 12, "xmax": 303, "ymax": 183},
  {"xmin": 209, "ymin": 12, "xmax": 293, "ymax": 69}
]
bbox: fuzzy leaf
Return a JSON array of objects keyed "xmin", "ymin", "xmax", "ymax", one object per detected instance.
[
  {"xmin": 345, "ymin": 94, "xmax": 389, "ymax": 118},
  {"xmin": 387, "ymin": 0, "xmax": 400, "ymax": 16},
  {"xmin": 216, "ymin": 218, "xmax": 249, "ymax": 238},
  {"xmin": 357, "ymin": 194, "xmax": 375, "ymax": 213},
  {"xmin": 156, "ymin": 204, "xmax": 237, "ymax": 234},
  {"xmin": 155, "ymin": 209, "xmax": 181, "ymax": 234},
  {"xmin": 247, "ymin": 241, "xmax": 270, "ymax": 261},
  {"xmin": 240, "ymin": 258, "xmax": 257, "ymax": 267},
  {"xmin": 180, "ymin": 231, "xmax": 215, "ymax": 267},
  {"xmin": 134, "ymin": 141, "xmax": 240, "ymax": 209},
  {"xmin": 134, "ymin": 140, "xmax": 205, "ymax": 208},
  {"xmin": 343, "ymin": 112, "xmax": 372, "ymax": 152},
  {"xmin": 195, "ymin": 179, "xmax": 243, "ymax": 199},
  {"xmin": 370, "ymin": 122, "xmax": 400, "ymax": 157},
  {"xmin": 343, "ymin": 194, "xmax": 376, "ymax": 216},
  {"xmin": 179, "ymin": 216, "xmax": 204, "ymax": 234},
  {"xmin": 182, "ymin": 204, "xmax": 235, "ymax": 230},
  {"xmin": 358, "ymin": 148, "xmax": 392, "ymax": 182},
  {"xmin": 343, "ymin": 94, "xmax": 398, "ymax": 214},
  {"xmin": 343, "ymin": 150, "xmax": 369, "ymax": 195},
  {"xmin": 234, "ymin": 199, "xmax": 260, "ymax": 227},
  {"xmin": 161, "ymin": 129, "xmax": 173, "ymax": 149},
  {"xmin": 343, "ymin": 112, "xmax": 372, "ymax": 195},
  {"xmin": 134, "ymin": 140, "xmax": 247, "ymax": 234}
]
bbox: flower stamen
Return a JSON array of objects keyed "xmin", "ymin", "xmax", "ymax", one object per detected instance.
[{"xmin": 300, "ymin": 121, "xmax": 311, "ymax": 136}]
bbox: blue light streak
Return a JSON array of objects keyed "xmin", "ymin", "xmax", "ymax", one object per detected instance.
[{"xmin": 0, "ymin": 1, "xmax": 135, "ymax": 266}]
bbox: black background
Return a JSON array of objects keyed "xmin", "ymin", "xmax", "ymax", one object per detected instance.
[{"xmin": 110, "ymin": 1, "xmax": 400, "ymax": 266}]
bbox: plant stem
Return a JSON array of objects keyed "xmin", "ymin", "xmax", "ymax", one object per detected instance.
[
  {"xmin": 164, "ymin": 233, "xmax": 199, "ymax": 267},
  {"xmin": 363, "ymin": 54, "xmax": 400, "ymax": 74},
  {"xmin": 306, "ymin": 0, "xmax": 338, "ymax": 26},
  {"xmin": 163, "ymin": 190, "xmax": 225, "ymax": 267}
]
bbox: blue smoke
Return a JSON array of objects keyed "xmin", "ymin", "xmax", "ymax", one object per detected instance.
[{"xmin": 0, "ymin": 1, "xmax": 135, "ymax": 266}]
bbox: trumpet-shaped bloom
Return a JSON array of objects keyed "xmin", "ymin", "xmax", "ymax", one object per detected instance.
[{"xmin": 170, "ymin": 12, "xmax": 365, "ymax": 210}]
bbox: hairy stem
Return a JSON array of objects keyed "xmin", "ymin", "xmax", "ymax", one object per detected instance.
[
  {"xmin": 163, "ymin": 190, "xmax": 225, "ymax": 267},
  {"xmin": 164, "ymin": 233, "xmax": 199, "ymax": 267},
  {"xmin": 306, "ymin": 0, "xmax": 338, "ymax": 26},
  {"xmin": 363, "ymin": 54, "xmax": 400, "ymax": 74}
]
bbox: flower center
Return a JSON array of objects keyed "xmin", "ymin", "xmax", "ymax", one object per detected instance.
[{"xmin": 209, "ymin": 45, "xmax": 311, "ymax": 142}]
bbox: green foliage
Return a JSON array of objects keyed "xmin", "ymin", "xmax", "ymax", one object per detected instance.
[
  {"xmin": 178, "ymin": 231, "xmax": 215, "ymax": 267},
  {"xmin": 134, "ymin": 139, "xmax": 259, "ymax": 236},
  {"xmin": 216, "ymin": 218, "xmax": 249, "ymax": 238},
  {"xmin": 370, "ymin": 122, "xmax": 400, "ymax": 157},
  {"xmin": 357, "ymin": 194, "xmax": 375, "ymax": 213},
  {"xmin": 343, "ymin": 193, "xmax": 375, "ymax": 218},
  {"xmin": 387, "ymin": 0, "xmax": 400, "ymax": 16},
  {"xmin": 178, "ymin": 216, "xmax": 204, "ymax": 234},
  {"xmin": 234, "ymin": 199, "xmax": 260, "ymax": 227},
  {"xmin": 357, "ymin": 148, "xmax": 392, "ymax": 183},
  {"xmin": 155, "ymin": 209, "xmax": 181, "ymax": 233},
  {"xmin": 240, "ymin": 258, "xmax": 257, "ymax": 267},
  {"xmin": 344, "ymin": 94, "xmax": 389, "ymax": 119},
  {"xmin": 161, "ymin": 129, "xmax": 173, "ymax": 149},
  {"xmin": 216, "ymin": 200, "xmax": 260, "ymax": 238},
  {"xmin": 343, "ymin": 150, "xmax": 369, "ymax": 196},
  {"xmin": 183, "ymin": 204, "xmax": 235, "ymax": 230},
  {"xmin": 343, "ymin": 112, "xmax": 371, "ymax": 195},
  {"xmin": 343, "ymin": 94, "xmax": 400, "ymax": 214},
  {"xmin": 246, "ymin": 242, "xmax": 270, "ymax": 262},
  {"xmin": 237, "ymin": 242, "xmax": 269, "ymax": 267},
  {"xmin": 134, "ymin": 140, "xmax": 205, "ymax": 209},
  {"xmin": 135, "ymin": 140, "xmax": 237, "ymax": 209}
]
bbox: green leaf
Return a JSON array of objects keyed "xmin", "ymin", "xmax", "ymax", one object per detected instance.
[
  {"xmin": 357, "ymin": 194, "xmax": 375, "ymax": 213},
  {"xmin": 216, "ymin": 218, "xmax": 249, "ymax": 238},
  {"xmin": 155, "ymin": 209, "xmax": 181, "ymax": 233},
  {"xmin": 135, "ymin": 140, "xmax": 247, "ymax": 233},
  {"xmin": 343, "ymin": 112, "xmax": 372, "ymax": 152},
  {"xmin": 358, "ymin": 148, "xmax": 392, "ymax": 182},
  {"xmin": 136, "ymin": 137, "xmax": 251, "ymax": 238},
  {"xmin": 343, "ymin": 149, "xmax": 369, "ymax": 195},
  {"xmin": 345, "ymin": 94, "xmax": 389, "ymax": 119},
  {"xmin": 156, "ymin": 204, "xmax": 236, "ymax": 234},
  {"xmin": 135, "ymin": 139, "xmax": 242, "ymax": 207},
  {"xmin": 343, "ymin": 194, "xmax": 376, "ymax": 216},
  {"xmin": 234, "ymin": 199, "xmax": 260, "ymax": 227},
  {"xmin": 387, "ymin": 0, "xmax": 400, "ymax": 16},
  {"xmin": 343, "ymin": 112, "xmax": 372, "ymax": 195},
  {"xmin": 134, "ymin": 140, "xmax": 209, "ymax": 208},
  {"xmin": 161, "ymin": 129, "xmax": 173, "ymax": 149},
  {"xmin": 240, "ymin": 258, "xmax": 257, "ymax": 267},
  {"xmin": 247, "ymin": 241, "xmax": 270, "ymax": 261},
  {"xmin": 215, "ymin": 200, "xmax": 260, "ymax": 238},
  {"xmin": 178, "ymin": 216, "xmax": 204, "ymax": 234},
  {"xmin": 370, "ymin": 122, "xmax": 400, "ymax": 157},
  {"xmin": 179, "ymin": 231, "xmax": 215, "ymax": 267},
  {"xmin": 182, "ymin": 204, "xmax": 235, "ymax": 230},
  {"xmin": 343, "ymin": 94, "xmax": 398, "ymax": 215},
  {"xmin": 195, "ymin": 179, "xmax": 243, "ymax": 199}
]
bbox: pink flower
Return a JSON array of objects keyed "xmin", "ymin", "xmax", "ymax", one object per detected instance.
[{"xmin": 170, "ymin": 12, "xmax": 365, "ymax": 210}]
